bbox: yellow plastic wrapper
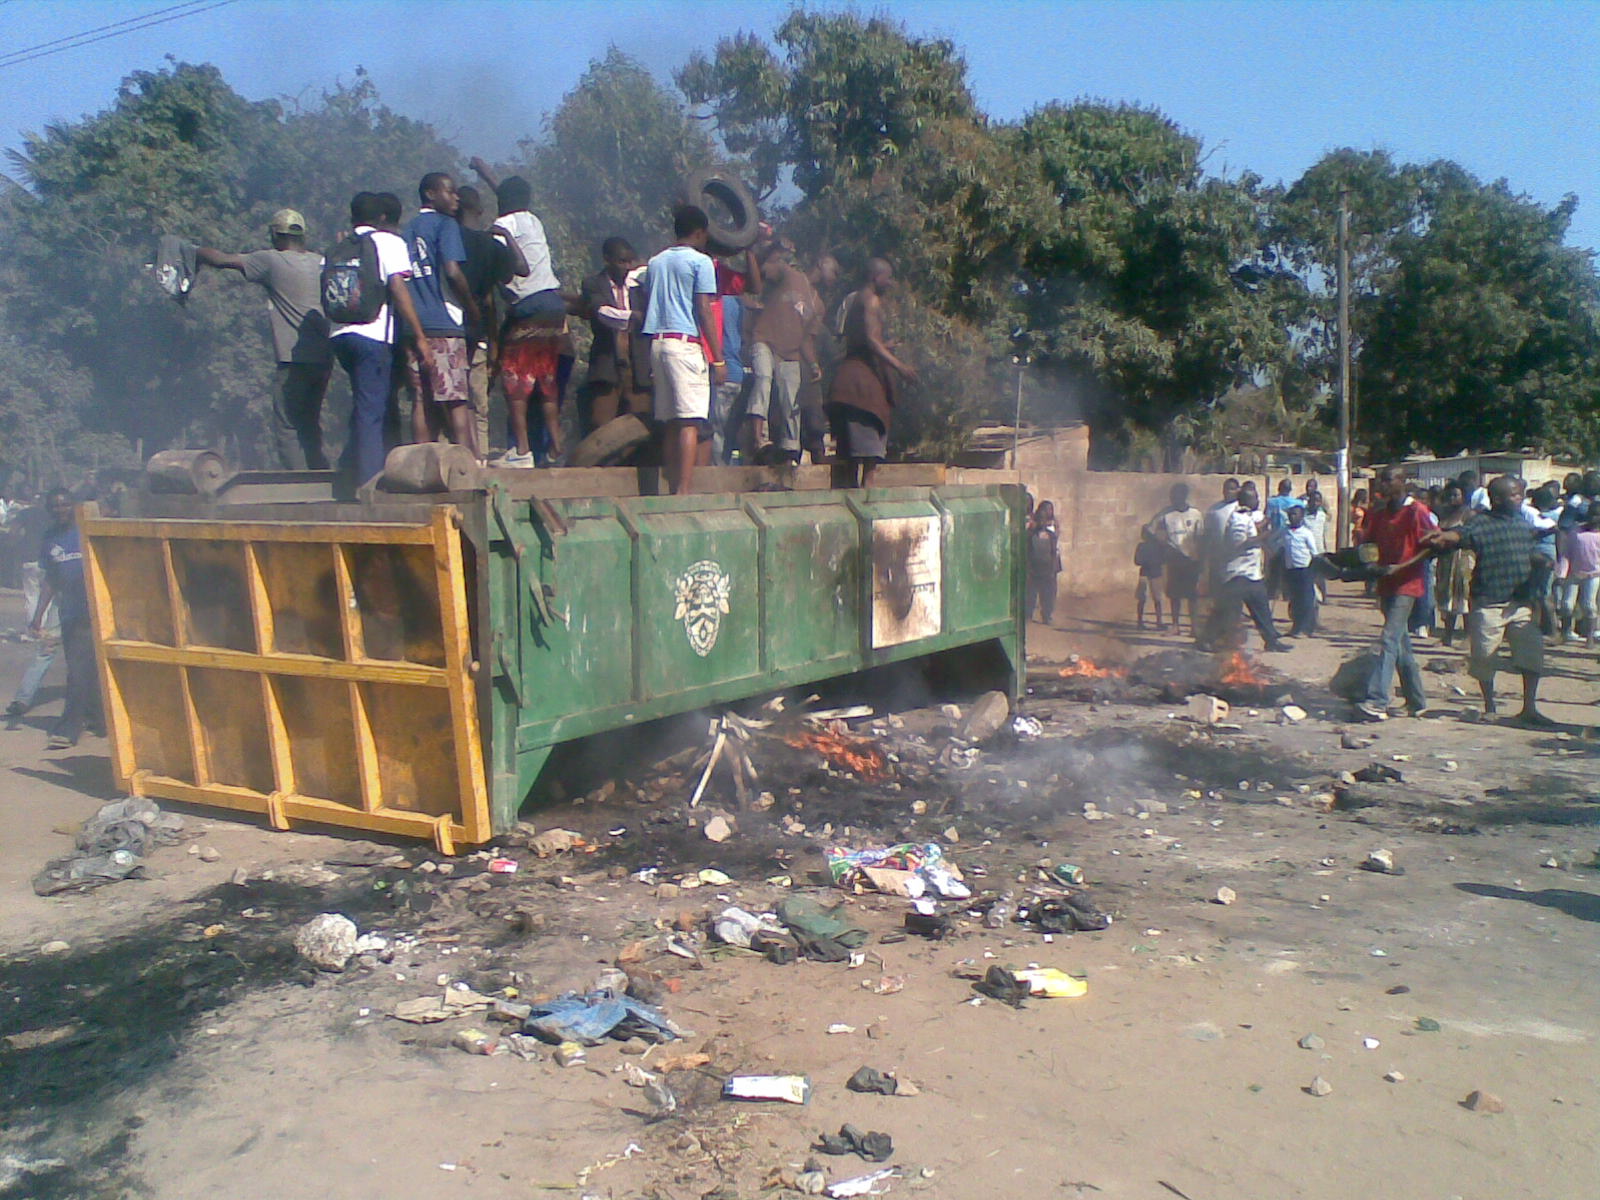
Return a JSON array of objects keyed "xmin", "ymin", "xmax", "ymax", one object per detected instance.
[{"xmin": 1012, "ymin": 968, "xmax": 1088, "ymax": 998}]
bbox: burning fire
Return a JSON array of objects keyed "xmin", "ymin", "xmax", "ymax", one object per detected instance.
[
  {"xmin": 1217, "ymin": 651, "xmax": 1268, "ymax": 687},
  {"xmin": 1059, "ymin": 656, "xmax": 1127, "ymax": 680},
  {"xmin": 785, "ymin": 728, "xmax": 890, "ymax": 780}
]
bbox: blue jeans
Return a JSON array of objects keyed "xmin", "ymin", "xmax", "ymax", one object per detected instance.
[
  {"xmin": 334, "ymin": 334, "xmax": 393, "ymax": 488},
  {"xmin": 1365, "ymin": 593, "xmax": 1426, "ymax": 711},
  {"xmin": 11, "ymin": 641, "xmax": 57, "ymax": 711},
  {"xmin": 1285, "ymin": 566, "xmax": 1318, "ymax": 635}
]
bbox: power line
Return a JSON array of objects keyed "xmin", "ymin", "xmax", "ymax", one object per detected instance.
[
  {"xmin": 0, "ymin": 1, "xmax": 234, "ymax": 71},
  {"xmin": 0, "ymin": 2, "xmax": 214, "ymax": 65}
]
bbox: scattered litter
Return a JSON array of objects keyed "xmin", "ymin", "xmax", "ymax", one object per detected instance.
[
  {"xmin": 1050, "ymin": 863, "xmax": 1085, "ymax": 886},
  {"xmin": 827, "ymin": 1166, "xmax": 900, "ymax": 1197},
  {"xmin": 528, "ymin": 828, "xmax": 588, "ymax": 857},
  {"xmin": 1280, "ymin": 705, "xmax": 1307, "ymax": 723},
  {"xmin": 846, "ymin": 1066, "xmax": 899, "ymax": 1095},
  {"xmin": 1187, "ymin": 694, "xmax": 1229, "ymax": 725},
  {"xmin": 1010, "ymin": 714, "xmax": 1043, "ymax": 740},
  {"xmin": 1384, "ymin": 1070, "xmax": 1405, "ymax": 1083},
  {"xmin": 622, "ymin": 1062, "xmax": 657, "ymax": 1087},
  {"xmin": 451, "ymin": 1027, "xmax": 498, "ymax": 1056},
  {"xmin": 816, "ymin": 1123, "xmax": 894, "ymax": 1162},
  {"xmin": 293, "ymin": 913, "xmax": 360, "ymax": 972},
  {"xmin": 39, "ymin": 940, "xmax": 70, "ymax": 956},
  {"xmin": 712, "ymin": 906, "xmax": 782, "ymax": 949},
  {"xmin": 553, "ymin": 1042, "xmax": 586, "ymax": 1067},
  {"xmin": 655, "ymin": 1050, "xmax": 712, "ymax": 1073},
  {"xmin": 1354, "ymin": 763, "xmax": 1403, "ymax": 784},
  {"xmin": 523, "ymin": 990, "xmax": 685, "ymax": 1046},
  {"xmin": 864, "ymin": 975, "xmax": 905, "ymax": 995},
  {"xmin": 697, "ymin": 868, "xmax": 732, "ymax": 886},
  {"xmin": 828, "ymin": 1023, "xmax": 857, "ymax": 1035},
  {"xmin": 827, "ymin": 843, "xmax": 970, "ymax": 899},
  {"xmin": 391, "ymin": 987, "xmax": 498, "ymax": 1024},
  {"xmin": 1463, "ymin": 1089, "xmax": 1504, "ymax": 1113},
  {"xmin": 1011, "ymin": 967, "xmax": 1088, "ymax": 998},
  {"xmin": 1361, "ymin": 849, "xmax": 1404, "ymax": 876},
  {"xmin": 32, "ymin": 796, "xmax": 186, "ymax": 895},
  {"xmin": 643, "ymin": 1077, "xmax": 677, "ymax": 1115},
  {"xmin": 1362, "ymin": 1037, "xmax": 1381, "ymax": 1050},
  {"xmin": 1016, "ymin": 892, "xmax": 1111, "ymax": 932},
  {"xmin": 777, "ymin": 895, "xmax": 870, "ymax": 961},
  {"xmin": 487, "ymin": 857, "xmax": 519, "ymax": 874},
  {"xmin": 723, "ymin": 1074, "xmax": 812, "ymax": 1104}
]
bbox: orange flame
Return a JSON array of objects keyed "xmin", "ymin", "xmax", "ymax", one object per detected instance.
[
  {"xmin": 1218, "ymin": 651, "xmax": 1268, "ymax": 687},
  {"xmin": 1059, "ymin": 656, "xmax": 1128, "ymax": 680},
  {"xmin": 785, "ymin": 728, "xmax": 890, "ymax": 780}
]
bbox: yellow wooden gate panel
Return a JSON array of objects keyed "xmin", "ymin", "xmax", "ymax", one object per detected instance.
[{"xmin": 80, "ymin": 506, "xmax": 488, "ymax": 853}]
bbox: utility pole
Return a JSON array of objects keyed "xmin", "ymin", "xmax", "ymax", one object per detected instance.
[{"xmin": 1336, "ymin": 189, "xmax": 1352, "ymax": 549}]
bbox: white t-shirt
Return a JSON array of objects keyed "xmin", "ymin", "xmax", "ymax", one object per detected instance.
[
  {"xmin": 329, "ymin": 227, "xmax": 412, "ymax": 344},
  {"xmin": 1222, "ymin": 507, "xmax": 1264, "ymax": 581},
  {"xmin": 1301, "ymin": 508, "xmax": 1329, "ymax": 553},
  {"xmin": 1149, "ymin": 505, "xmax": 1202, "ymax": 559},
  {"xmin": 492, "ymin": 210, "xmax": 560, "ymax": 299}
]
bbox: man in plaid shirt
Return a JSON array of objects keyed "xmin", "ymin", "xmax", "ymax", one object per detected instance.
[{"xmin": 1426, "ymin": 476, "xmax": 1551, "ymax": 725}]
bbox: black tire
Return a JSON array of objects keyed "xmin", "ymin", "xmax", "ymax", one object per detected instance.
[
  {"xmin": 681, "ymin": 168, "xmax": 759, "ymax": 254},
  {"xmin": 569, "ymin": 414, "xmax": 655, "ymax": 468}
]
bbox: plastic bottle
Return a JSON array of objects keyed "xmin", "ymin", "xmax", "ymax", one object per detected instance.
[{"xmin": 984, "ymin": 891, "xmax": 1014, "ymax": 929}]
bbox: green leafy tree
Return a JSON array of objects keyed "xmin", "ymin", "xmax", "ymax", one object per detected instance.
[
  {"xmin": 0, "ymin": 62, "xmax": 460, "ymax": 474},
  {"xmin": 1358, "ymin": 164, "xmax": 1600, "ymax": 458}
]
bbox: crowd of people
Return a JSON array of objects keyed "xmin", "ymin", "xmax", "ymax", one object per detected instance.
[
  {"xmin": 1115, "ymin": 465, "xmax": 1600, "ymax": 726},
  {"xmin": 192, "ymin": 167, "xmax": 917, "ymax": 497}
]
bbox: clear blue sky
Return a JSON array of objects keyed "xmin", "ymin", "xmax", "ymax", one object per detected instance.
[{"xmin": 2, "ymin": 0, "xmax": 1596, "ymax": 251}]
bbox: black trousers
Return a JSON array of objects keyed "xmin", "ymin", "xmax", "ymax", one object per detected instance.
[
  {"xmin": 55, "ymin": 619, "xmax": 102, "ymax": 743},
  {"xmin": 1220, "ymin": 575, "xmax": 1281, "ymax": 649}
]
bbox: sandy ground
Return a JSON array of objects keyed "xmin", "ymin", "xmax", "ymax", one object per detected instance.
[{"xmin": 1, "ymin": 582, "xmax": 1597, "ymax": 1200}]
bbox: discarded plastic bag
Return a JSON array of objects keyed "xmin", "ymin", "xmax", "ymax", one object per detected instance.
[
  {"xmin": 826, "ymin": 842, "xmax": 970, "ymax": 899},
  {"xmin": 1012, "ymin": 967, "xmax": 1088, "ymax": 998},
  {"xmin": 33, "ymin": 796, "xmax": 186, "ymax": 895},
  {"xmin": 523, "ymin": 990, "xmax": 685, "ymax": 1046}
]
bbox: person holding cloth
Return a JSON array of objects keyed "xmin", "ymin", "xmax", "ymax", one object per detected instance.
[
  {"xmin": 641, "ymin": 205, "xmax": 725, "ymax": 495},
  {"xmin": 1354, "ymin": 465, "xmax": 1437, "ymax": 721}
]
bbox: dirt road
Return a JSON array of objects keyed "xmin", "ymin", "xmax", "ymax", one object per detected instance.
[{"xmin": 1, "ymin": 584, "xmax": 1597, "ymax": 1199}]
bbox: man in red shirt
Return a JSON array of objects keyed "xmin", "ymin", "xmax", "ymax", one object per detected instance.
[{"xmin": 1355, "ymin": 464, "xmax": 1438, "ymax": 720}]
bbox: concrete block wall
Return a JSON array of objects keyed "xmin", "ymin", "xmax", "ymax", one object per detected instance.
[{"xmin": 954, "ymin": 428, "xmax": 1345, "ymax": 601}]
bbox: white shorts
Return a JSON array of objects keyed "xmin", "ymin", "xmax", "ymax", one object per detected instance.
[
  {"xmin": 1467, "ymin": 601, "xmax": 1544, "ymax": 681},
  {"xmin": 651, "ymin": 337, "xmax": 710, "ymax": 423}
]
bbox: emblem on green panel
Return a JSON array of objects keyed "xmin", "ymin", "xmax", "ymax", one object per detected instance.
[{"xmin": 674, "ymin": 560, "xmax": 732, "ymax": 657}]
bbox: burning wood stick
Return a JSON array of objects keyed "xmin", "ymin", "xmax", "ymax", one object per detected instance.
[{"xmin": 688, "ymin": 729, "xmax": 727, "ymax": 808}]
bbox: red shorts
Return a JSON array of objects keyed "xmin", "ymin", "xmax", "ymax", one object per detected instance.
[{"xmin": 500, "ymin": 332, "xmax": 561, "ymax": 401}]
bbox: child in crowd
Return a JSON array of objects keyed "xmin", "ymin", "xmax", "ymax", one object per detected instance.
[
  {"xmin": 1134, "ymin": 530, "xmax": 1165, "ymax": 630},
  {"xmin": 1278, "ymin": 503, "xmax": 1321, "ymax": 636}
]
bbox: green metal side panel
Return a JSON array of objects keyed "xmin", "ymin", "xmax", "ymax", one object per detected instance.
[
  {"xmin": 936, "ymin": 489, "xmax": 1014, "ymax": 634},
  {"xmin": 745, "ymin": 494, "xmax": 861, "ymax": 673},
  {"xmin": 621, "ymin": 499, "xmax": 762, "ymax": 699},
  {"xmin": 520, "ymin": 500, "xmax": 635, "ymax": 721}
]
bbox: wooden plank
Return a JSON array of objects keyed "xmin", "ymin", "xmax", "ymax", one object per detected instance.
[
  {"xmin": 81, "ymin": 516, "xmax": 435, "ymax": 545},
  {"xmin": 349, "ymin": 681, "xmax": 383, "ymax": 814},
  {"xmin": 99, "ymin": 641, "xmax": 450, "ymax": 687},
  {"xmin": 429, "ymin": 508, "xmax": 492, "ymax": 844},
  {"xmin": 243, "ymin": 542, "xmax": 276, "ymax": 654},
  {"xmin": 259, "ymin": 674, "xmax": 295, "ymax": 799},
  {"xmin": 80, "ymin": 512, "xmax": 137, "ymax": 789},
  {"xmin": 160, "ymin": 539, "xmax": 191, "ymax": 647},
  {"xmin": 135, "ymin": 776, "xmax": 467, "ymax": 844},
  {"xmin": 332, "ymin": 544, "xmax": 366, "ymax": 661},
  {"xmin": 177, "ymin": 666, "xmax": 212, "ymax": 786}
]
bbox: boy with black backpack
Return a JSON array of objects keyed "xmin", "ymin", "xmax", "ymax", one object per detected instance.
[{"xmin": 322, "ymin": 191, "xmax": 430, "ymax": 493}]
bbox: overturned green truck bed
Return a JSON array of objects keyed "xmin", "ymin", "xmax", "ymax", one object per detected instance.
[{"xmin": 83, "ymin": 464, "xmax": 1025, "ymax": 852}]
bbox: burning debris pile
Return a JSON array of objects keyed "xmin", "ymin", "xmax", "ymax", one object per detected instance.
[{"xmin": 1047, "ymin": 648, "xmax": 1298, "ymax": 708}]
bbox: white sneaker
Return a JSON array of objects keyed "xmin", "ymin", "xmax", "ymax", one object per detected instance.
[{"xmin": 496, "ymin": 451, "xmax": 535, "ymax": 469}]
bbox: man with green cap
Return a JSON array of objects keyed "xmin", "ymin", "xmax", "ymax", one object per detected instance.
[{"xmin": 197, "ymin": 208, "xmax": 332, "ymax": 469}]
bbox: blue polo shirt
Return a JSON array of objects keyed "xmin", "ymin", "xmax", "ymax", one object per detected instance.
[
  {"xmin": 403, "ymin": 209, "xmax": 467, "ymax": 336},
  {"xmin": 41, "ymin": 523, "xmax": 87, "ymax": 628}
]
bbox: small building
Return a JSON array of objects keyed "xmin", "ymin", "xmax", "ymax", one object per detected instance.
[{"xmin": 1381, "ymin": 451, "xmax": 1588, "ymax": 490}]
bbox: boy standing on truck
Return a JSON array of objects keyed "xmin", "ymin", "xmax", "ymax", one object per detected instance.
[{"xmin": 641, "ymin": 206, "xmax": 726, "ymax": 495}]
